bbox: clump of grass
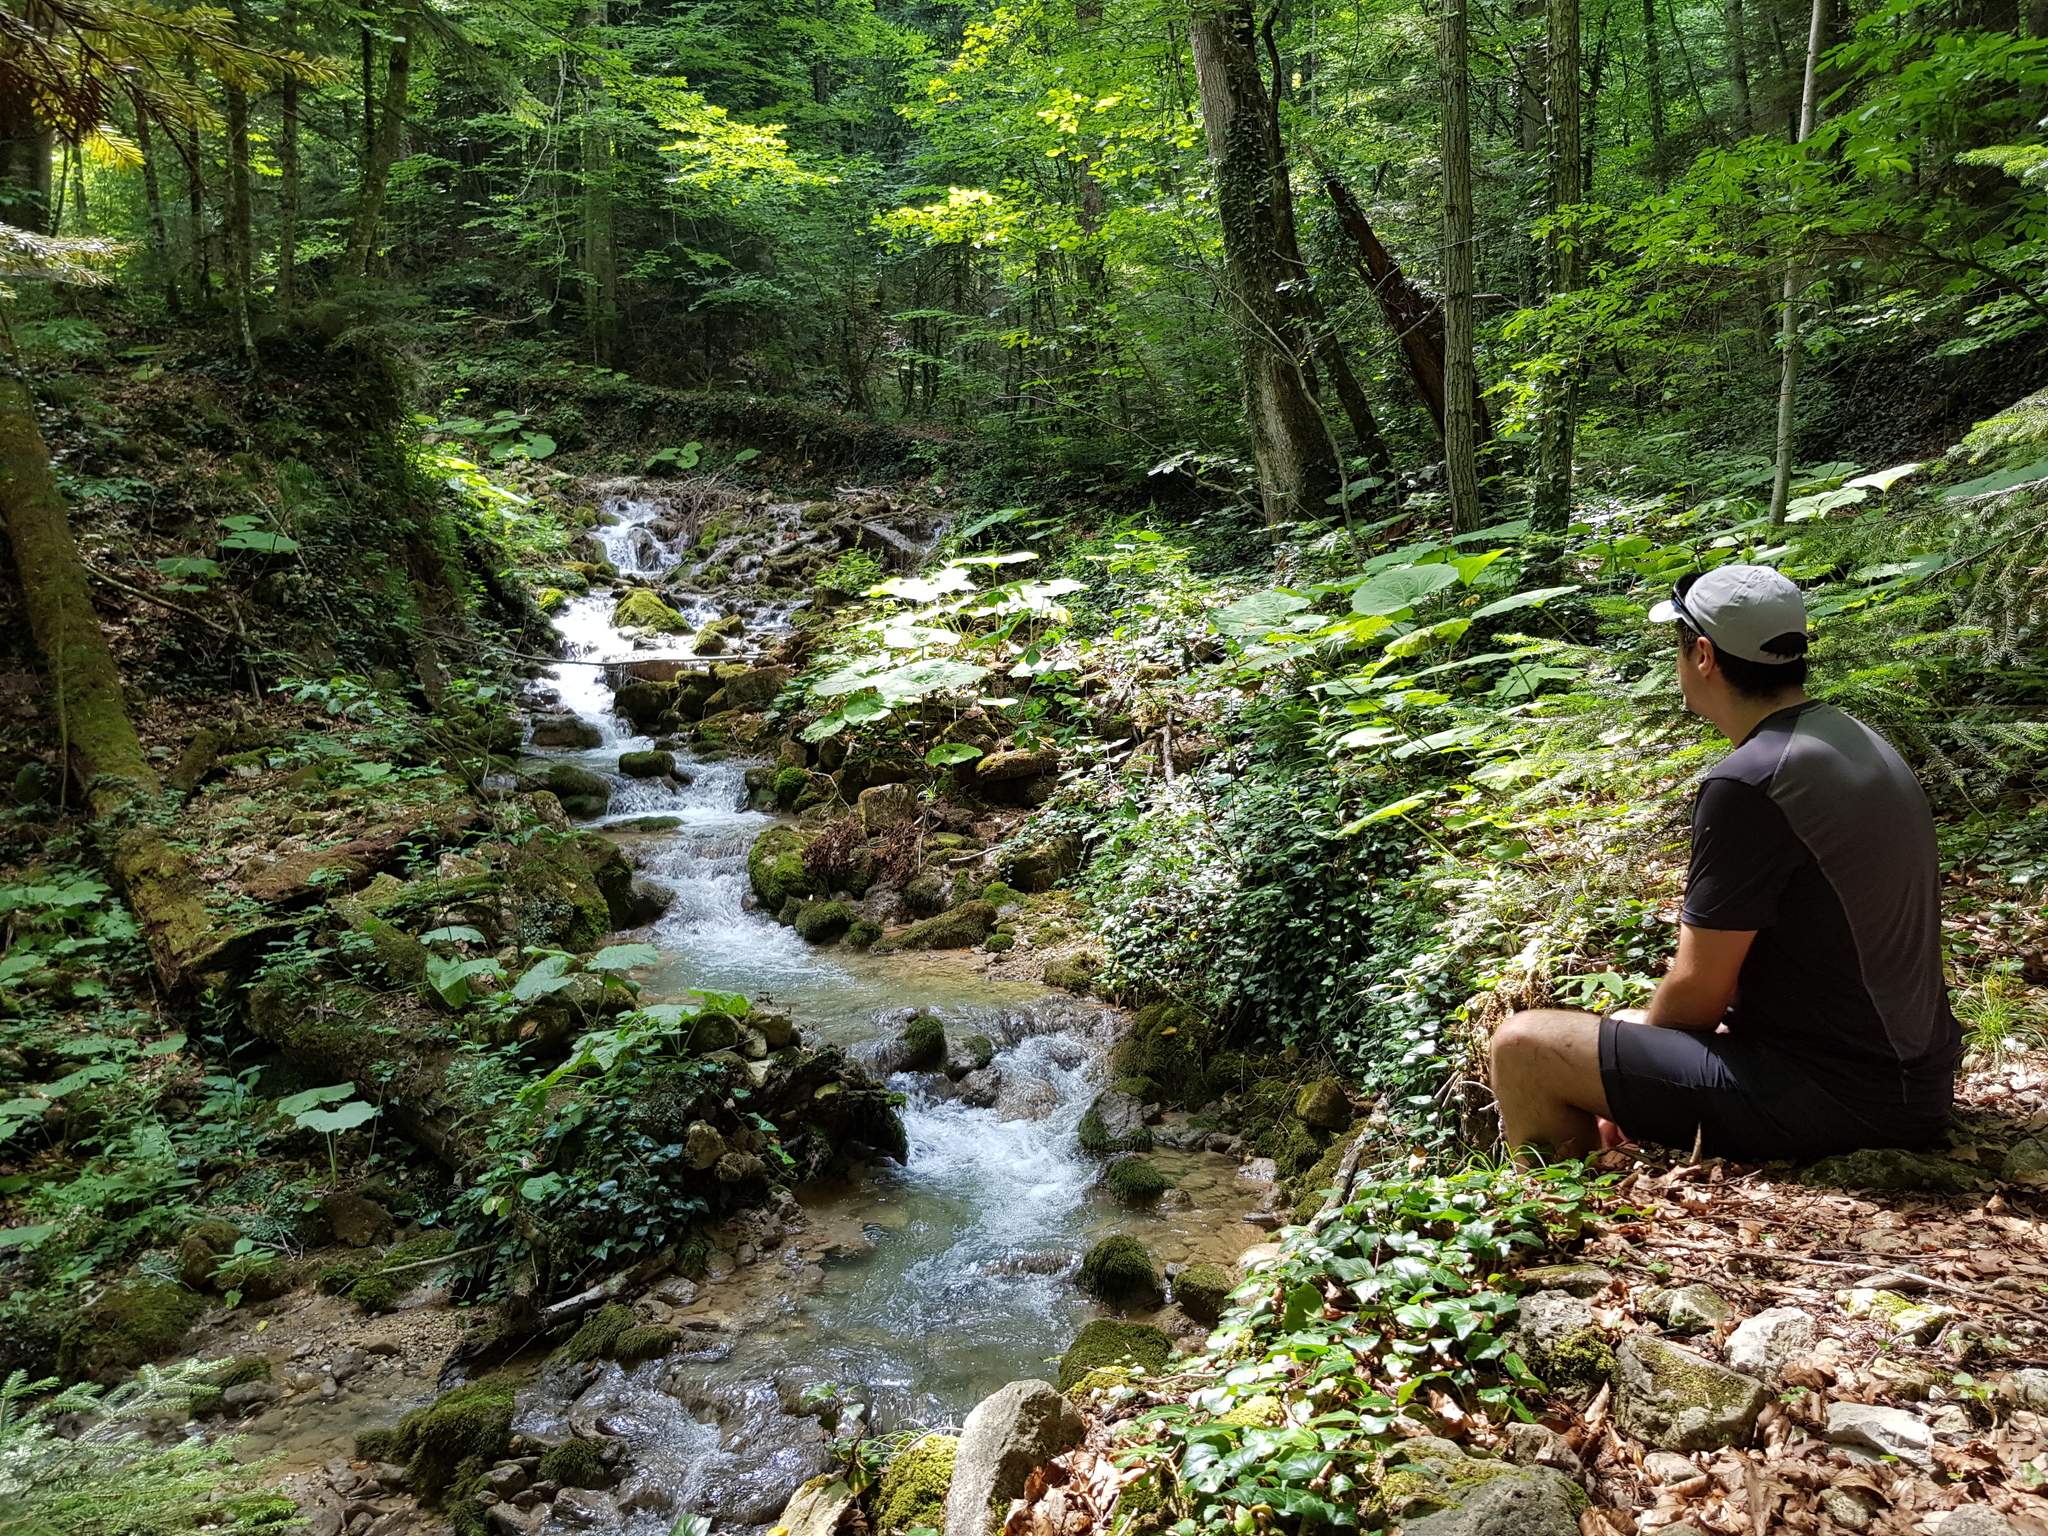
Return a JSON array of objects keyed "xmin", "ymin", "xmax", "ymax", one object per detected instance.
[{"xmin": 1957, "ymin": 967, "xmax": 2048, "ymax": 1066}]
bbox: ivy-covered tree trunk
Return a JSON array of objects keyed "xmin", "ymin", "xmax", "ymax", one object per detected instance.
[
  {"xmin": 1188, "ymin": 0, "xmax": 1341, "ymax": 526},
  {"xmin": 345, "ymin": 3, "xmax": 413, "ymax": 281},
  {"xmin": 1439, "ymin": 0, "xmax": 1482, "ymax": 532}
]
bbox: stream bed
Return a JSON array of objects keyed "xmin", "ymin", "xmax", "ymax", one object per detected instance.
[{"xmin": 354, "ymin": 491, "xmax": 1270, "ymax": 1533}]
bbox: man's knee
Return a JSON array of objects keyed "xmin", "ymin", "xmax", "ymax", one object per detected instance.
[{"xmin": 1490, "ymin": 1009, "xmax": 1601, "ymax": 1087}]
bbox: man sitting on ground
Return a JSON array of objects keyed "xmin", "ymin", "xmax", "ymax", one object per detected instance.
[{"xmin": 1488, "ymin": 564, "xmax": 1958, "ymax": 1163}]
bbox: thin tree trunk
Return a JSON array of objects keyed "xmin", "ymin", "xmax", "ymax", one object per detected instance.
[
  {"xmin": 1530, "ymin": 0, "xmax": 1583, "ymax": 564},
  {"xmin": 1188, "ymin": 0, "xmax": 1341, "ymax": 526},
  {"xmin": 579, "ymin": 2, "xmax": 617, "ymax": 365},
  {"xmin": 0, "ymin": 90, "xmax": 53, "ymax": 234},
  {"xmin": 1726, "ymin": 0, "xmax": 1753, "ymax": 133},
  {"xmin": 278, "ymin": 6, "xmax": 301, "ymax": 314},
  {"xmin": 1441, "ymin": 0, "xmax": 1482, "ymax": 531},
  {"xmin": 136, "ymin": 112, "xmax": 181, "ymax": 315},
  {"xmin": 345, "ymin": 5, "xmax": 413, "ymax": 281},
  {"xmin": 224, "ymin": 76, "xmax": 257, "ymax": 361},
  {"xmin": 1642, "ymin": 0, "xmax": 1666, "ymax": 178},
  {"xmin": 1767, "ymin": 0, "xmax": 1825, "ymax": 526}
]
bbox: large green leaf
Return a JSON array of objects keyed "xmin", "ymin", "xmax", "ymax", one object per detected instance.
[
  {"xmin": 589, "ymin": 943, "xmax": 660, "ymax": 972},
  {"xmin": 1212, "ymin": 590, "xmax": 1312, "ymax": 638},
  {"xmin": 511, "ymin": 954, "xmax": 575, "ymax": 1002},
  {"xmin": 873, "ymin": 658, "xmax": 990, "ymax": 702},
  {"xmin": 276, "ymin": 1083, "xmax": 355, "ymax": 1116},
  {"xmin": 1943, "ymin": 457, "xmax": 2048, "ymax": 501},
  {"xmin": 1349, "ymin": 565, "xmax": 1461, "ymax": 617},
  {"xmin": 1468, "ymin": 585, "xmax": 1580, "ymax": 620},
  {"xmin": 295, "ymin": 1100, "xmax": 379, "ymax": 1134}
]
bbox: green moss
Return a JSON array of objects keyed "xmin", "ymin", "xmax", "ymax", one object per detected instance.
[
  {"xmin": 748, "ymin": 824, "xmax": 820, "ymax": 909},
  {"xmin": 537, "ymin": 1436, "xmax": 610, "ymax": 1489},
  {"xmin": 1106, "ymin": 1004, "xmax": 1216, "ymax": 1108},
  {"xmin": 613, "ymin": 1325, "xmax": 676, "ymax": 1363},
  {"xmin": 899, "ymin": 1013, "xmax": 947, "ymax": 1069},
  {"xmin": 874, "ymin": 1433, "xmax": 958, "ymax": 1535},
  {"xmin": 1057, "ymin": 1320, "xmax": 1171, "ymax": 1392},
  {"xmin": 1105, "ymin": 1159, "xmax": 1171, "ymax": 1205},
  {"xmin": 794, "ymin": 900, "xmax": 856, "ymax": 944},
  {"xmin": 349, "ymin": 1274, "xmax": 400, "ymax": 1313},
  {"xmin": 357, "ymin": 1380, "xmax": 516, "ymax": 1505},
  {"xmin": 1173, "ymin": 1263, "xmax": 1233, "ymax": 1325},
  {"xmin": 980, "ymin": 881, "xmax": 1019, "ymax": 906},
  {"xmin": 1215, "ymin": 1394, "xmax": 1286, "ymax": 1428},
  {"xmin": 871, "ymin": 900, "xmax": 997, "ymax": 953},
  {"xmin": 1291, "ymin": 1135, "xmax": 1355, "ymax": 1223},
  {"xmin": 216, "ymin": 1356, "xmax": 271, "ymax": 1388},
  {"xmin": 1111, "ymin": 1076, "xmax": 1163, "ymax": 1102},
  {"xmin": 187, "ymin": 1384, "xmax": 225, "ymax": 1418},
  {"xmin": 772, "ymin": 765, "xmax": 809, "ymax": 807},
  {"xmin": 1077, "ymin": 1236, "xmax": 1161, "ymax": 1307},
  {"xmin": 56, "ymin": 1281, "xmax": 206, "ymax": 1381},
  {"xmin": 561, "ymin": 1303, "xmax": 634, "ymax": 1362},
  {"xmin": 613, "ymin": 588, "xmax": 691, "ymax": 632},
  {"xmin": 1078, "ymin": 1097, "xmax": 1152, "ymax": 1155},
  {"xmin": 318, "ymin": 1263, "xmax": 363, "ymax": 1295},
  {"xmin": 1546, "ymin": 1328, "xmax": 1616, "ymax": 1393},
  {"xmin": 983, "ymin": 932, "xmax": 1015, "ymax": 952},
  {"xmin": 844, "ymin": 919, "xmax": 882, "ymax": 948}
]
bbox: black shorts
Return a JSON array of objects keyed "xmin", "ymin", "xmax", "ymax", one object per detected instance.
[{"xmin": 1597, "ymin": 1016, "xmax": 1950, "ymax": 1163}]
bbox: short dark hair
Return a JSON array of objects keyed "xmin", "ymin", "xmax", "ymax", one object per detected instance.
[{"xmin": 1675, "ymin": 616, "xmax": 1809, "ymax": 697}]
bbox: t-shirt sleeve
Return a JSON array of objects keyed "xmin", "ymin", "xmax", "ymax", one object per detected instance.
[{"xmin": 1681, "ymin": 776, "xmax": 1807, "ymax": 931}]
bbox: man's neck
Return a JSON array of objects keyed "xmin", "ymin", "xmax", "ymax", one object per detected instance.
[{"xmin": 1706, "ymin": 688, "xmax": 1812, "ymax": 745}]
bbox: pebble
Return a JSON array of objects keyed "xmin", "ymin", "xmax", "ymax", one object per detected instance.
[
  {"xmin": 1826, "ymin": 1400, "xmax": 1936, "ymax": 1469},
  {"xmin": 1725, "ymin": 1307, "xmax": 1816, "ymax": 1382}
]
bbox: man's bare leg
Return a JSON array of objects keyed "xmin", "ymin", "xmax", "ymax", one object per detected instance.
[{"xmin": 1489, "ymin": 1008, "xmax": 1611, "ymax": 1161}]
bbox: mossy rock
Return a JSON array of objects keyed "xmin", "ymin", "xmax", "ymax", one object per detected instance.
[
  {"xmin": 1077, "ymin": 1094, "xmax": 1152, "ymax": 1155},
  {"xmin": 900, "ymin": 1013, "xmax": 947, "ymax": 1070},
  {"xmin": 844, "ymin": 919, "xmax": 882, "ymax": 948},
  {"xmin": 1546, "ymin": 1327, "xmax": 1618, "ymax": 1393},
  {"xmin": 980, "ymin": 880, "xmax": 1020, "ymax": 906},
  {"xmin": 871, "ymin": 900, "xmax": 997, "ymax": 953},
  {"xmin": 537, "ymin": 1436, "xmax": 611, "ymax": 1490},
  {"xmin": 1105, "ymin": 1159, "xmax": 1171, "ymax": 1205},
  {"xmin": 318, "ymin": 1263, "xmax": 363, "ymax": 1295},
  {"xmin": 216, "ymin": 1356, "xmax": 272, "ymax": 1388},
  {"xmin": 1111, "ymin": 1076, "xmax": 1163, "ymax": 1102},
  {"xmin": 874, "ymin": 1433, "xmax": 958, "ymax": 1534},
  {"xmin": 57, "ymin": 1281, "xmax": 207, "ymax": 1381},
  {"xmin": 618, "ymin": 750, "xmax": 675, "ymax": 779},
  {"xmin": 1215, "ymin": 1394, "xmax": 1286, "ymax": 1428},
  {"xmin": 1173, "ymin": 1263, "xmax": 1233, "ymax": 1325},
  {"xmin": 613, "ymin": 1325, "xmax": 676, "ymax": 1364},
  {"xmin": 1799, "ymin": 1147, "xmax": 1982, "ymax": 1194},
  {"xmin": 748, "ymin": 823, "xmax": 820, "ymax": 910},
  {"xmin": 903, "ymin": 871, "xmax": 950, "ymax": 918},
  {"xmin": 1293, "ymin": 1078, "xmax": 1351, "ymax": 1131},
  {"xmin": 1057, "ymin": 1319, "xmax": 1171, "ymax": 1392},
  {"xmin": 355, "ymin": 1379, "xmax": 516, "ymax": 1504},
  {"xmin": 984, "ymin": 932, "xmax": 1016, "ymax": 952},
  {"xmin": 177, "ymin": 1219, "xmax": 243, "ymax": 1291},
  {"xmin": 794, "ymin": 900, "xmax": 856, "ymax": 944},
  {"xmin": 561, "ymin": 1303, "xmax": 634, "ymax": 1363},
  {"xmin": 613, "ymin": 588, "xmax": 692, "ymax": 633},
  {"xmin": 350, "ymin": 1274, "xmax": 401, "ymax": 1313},
  {"xmin": 1041, "ymin": 952, "xmax": 1101, "ymax": 995},
  {"xmin": 1291, "ymin": 1134, "xmax": 1359, "ymax": 1223},
  {"xmin": 1077, "ymin": 1235, "xmax": 1161, "ymax": 1307},
  {"xmin": 771, "ymin": 764, "xmax": 810, "ymax": 808},
  {"xmin": 507, "ymin": 832, "xmax": 637, "ymax": 951},
  {"xmin": 1106, "ymin": 1003, "xmax": 1215, "ymax": 1107}
]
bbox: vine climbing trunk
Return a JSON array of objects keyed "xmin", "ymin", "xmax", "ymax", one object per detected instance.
[
  {"xmin": 1529, "ymin": 0, "xmax": 1583, "ymax": 575},
  {"xmin": 1439, "ymin": 0, "xmax": 1482, "ymax": 532},
  {"xmin": 1188, "ymin": 0, "xmax": 1341, "ymax": 526},
  {"xmin": 1767, "ymin": 0, "xmax": 1826, "ymax": 526},
  {"xmin": 344, "ymin": 1, "xmax": 413, "ymax": 281}
]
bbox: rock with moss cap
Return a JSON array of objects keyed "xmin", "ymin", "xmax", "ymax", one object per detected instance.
[
  {"xmin": 1076, "ymin": 1237, "xmax": 1161, "ymax": 1308},
  {"xmin": 618, "ymin": 750, "xmax": 675, "ymax": 779},
  {"xmin": 1056, "ymin": 1319, "xmax": 1171, "ymax": 1392},
  {"xmin": 874, "ymin": 1433, "xmax": 958, "ymax": 1534},
  {"xmin": 1104, "ymin": 1158, "xmax": 1170, "ymax": 1205},
  {"xmin": 748, "ymin": 824, "xmax": 821, "ymax": 911},
  {"xmin": 1293, "ymin": 1078, "xmax": 1352, "ymax": 1131},
  {"xmin": 944, "ymin": 1380, "xmax": 1087, "ymax": 1536},
  {"xmin": 1372, "ymin": 1437, "xmax": 1585, "ymax": 1536},
  {"xmin": 1173, "ymin": 1263, "xmax": 1234, "ymax": 1325},
  {"xmin": 1077, "ymin": 1091, "xmax": 1152, "ymax": 1155},
  {"xmin": 57, "ymin": 1280, "xmax": 207, "ymax": 1381},
  {"xmin": 177, "ymin": 1219, "xmax": 242, "ymax": 1291},
  {"xmin": 871, "ymin": 900, "xmax": 997, "ymax": 953},
  {"xmin": 1799, "ymin": 1146, "xmax": 1981, "ymax": 1194},
  {"xmin": 537, "ymin": 1436, "xmax": 615, "ymax": 1490},
  {"xmin": 1613, "ymin": 1333, "xmax": 1769, "ymax": 1451},
  {"xmin": 794, "ymin": 900, "xmax": 856, "ymax": 945},
  {"xmin": 613, "ymin": 588, "xmax": 692, "ymax": 633},
  {"xmin": 354, "ymin": 1378, "xmax": 516, "ymax": 1506}
]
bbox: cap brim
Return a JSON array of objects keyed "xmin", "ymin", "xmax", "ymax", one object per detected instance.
[{"xmin": 1647, "ymin": 600, "xmax": 1680, "ymax": 623}]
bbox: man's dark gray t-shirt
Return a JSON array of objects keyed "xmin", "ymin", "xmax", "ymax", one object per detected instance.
[{"xmin": 1683, "ymin": 701, "xmax": 1957, "ymax": 1120}]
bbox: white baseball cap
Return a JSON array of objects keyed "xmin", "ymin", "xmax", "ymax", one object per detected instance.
[{"xmin": 1648, "ymin": 565, "xmax": 1808, "ymax": 664}]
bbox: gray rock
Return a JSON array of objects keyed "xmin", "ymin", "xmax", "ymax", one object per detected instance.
[
  {"xmin": 223, "ymin": 1379, "xmax": 281, "ymax": 1410},
  {"xmin": 2003, "ymin": 1139, "xmax": 2048, "ymax": 1184},
  {"xmin": 686, "ymin": 1121, "xmax": 727, "ymax": 1171},
  {"xmin": 1724, "ymin": 1307, "xmax": 1816, "ymax": 1383},
  {"xmin": 1641, "ymin": 1452, "xmax": 1697, "ymax": 1485},
  {"xmin": 1613, "ymin": 1334, "xmax": 1769, "ymax": 1452},
  {"xmin": 623, "ymin": 876, "xmax": 675, "ymax": 926},
  {"xmin": 615, "ymin": 1478, "xmax": 673, "ymax": 1515},
  {"xmin": 485, "ymin": 1464, "xmax": 529, "ymax": 1498},
  {"xmin": 946, "ymin": 1034, "xmax": 997, "ymax": 1079},
  {"xmin": 1826, "ymin": 1401, "xmax": 1935, "ymax": 1470},
  {"xmin": 1510, "ymin": 1290, "xmax": 1596, "ymax": 1358},
  {"xmin": 996, "ymin": 1076, "xmax": 1059, "ymax": 1121},
  {"xmin": 1645, "ymin": 1284, "xmax": 1731, "ymax": 1334},
  {"xmin": 321, "ymin": 1192, "xmax": 394, "ymax": 1249},
  {"xmin": 304, "ymin": 1508, "xmax": 344, "ymax": 1536},
  {"xmin": 1090, "ymin": 1090, "xmax": 1149, "ymax": 1146},
  {"xmin": 2010, "ymin": 1367, "xmax": 2048, "ymax": 1413},
  {"xmin": 1498, "ymin": 1421, "xmax": 1580, "ymax": 1475},
  {"xmin": 529, "ymin": 716, "xmax": 602, "ymax": 750},
  {"xmin": 1516, "ymin": 1264, "xmax": 1612, "ymax": 1298},
  {"xmin": 544, "ymin": 1487, "xmax": 618, "ymax": 1528},
  {"xmin": 1817, "ymin": 1486, "xmax": 1880, "ymax": 1531},
  {"xmin": 942, "ymin": 1380, "xmax": 1087, "ymax": 1536},
  {"xmin": 1395, "ymin": 1466, "xmax": 1585, "ymax": 1536},
  {"xmin": 1936, "ymin": 1509, "xmax": 2019, "ymax": 1536},
  {"xmin": 956, "ymin": 1067, "xmax": 1003, "ymax": 1109},
  {"xmin": 857, "ymin": 782, "xmax": 917, "ymax": 833},
  {"xmin": 1800, "ymin": 1147, "xmax": 1980, "ymax": 1194},
  {"xmin": 487, "ymin": 1505, "xmax": 544, "ymax": 1536}
]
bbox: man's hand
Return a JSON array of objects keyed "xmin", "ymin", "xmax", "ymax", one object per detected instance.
[{"xmin": 1644, "ymin": 923, "xmax": 1756, "ymax": 1030}]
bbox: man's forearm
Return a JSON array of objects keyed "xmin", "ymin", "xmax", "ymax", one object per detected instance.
[
  {"xmin": 1642, "ymin": 974, "xmax": 1729, "ymax": 1030},
  {"xmin": 1637, "ymin": 923, "xmax": 1755, "ymax": 1029}
]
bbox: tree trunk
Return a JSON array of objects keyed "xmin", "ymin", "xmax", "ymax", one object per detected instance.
[
  {"xmin": 224, "ymin": 77, "xmax": 258, "ymax": 360},
  {"xmin": 0, "ymin": 88, "xmax": 52, "ymax": 234},
  {"xmin": 0, "ymin": 360, "xmax": 156, "ymax": 804},
  {"xmin": 345, "ymin": 5, "xmax": 413, "ymax": 281},
  {"xmin": 580, "ymin": 3, "xmax": 618, "ymax": 366},
  {"xmin": 1767, "ymin": 0, "xmax": 1825, "ymax": 526},
  {"xmin": 278, "ymin": 7, "xmax": 302, "ymax": 314},
  {"xmin": 1529, "ymin": 0, "xmax": 1583, "ymax": 565},
  {"xmin": 135, "ymin": 112, "xmax": 181, "ymax": 316},
  {"xmin": 1440, "ymin": 0, "xmax": 1482, "ymax": 532},
  {"xmin": 1188, "ymin": 0, "xmax": 1341, "ymax": 526},
  {"xmin": 1725, "ymin": 0, "xmax": 1753, "ymax": 135},
  {"xmin": 1641, "ymin": 0, "xmax": 1666, "ymax": 178}
]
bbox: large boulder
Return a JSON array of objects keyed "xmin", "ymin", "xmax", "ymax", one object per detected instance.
[
  {"xmin": 748, "ymin": 824, "xmax": 820, "ymax": 910},
  {"xmin": 322, "ymin": 1191, "xmax": 396, "ymax": 1248},
  {"xmin": 976, "ymin": 748, "xmax": 1059, "ymax": 782},
  {"xmin": 1057, "ymin": 1318, "xmax": 1169, "ymax": 1389},
  {"xmin": 943, "ymin": 1381, "xmax": 1087, "ymax": 1536},
  {"xmin": 1613, "ymin": 1334, "xmax": 1769, "ymax": 1452},
  {"xmin": 507, "ymin": 832, "xmax": 638, "ymax": 950},
  {"xmin": 725, "ymin": 665, "xmax": 793, "ymax": 711},
  {"xmin": 858, "ymin": 781, "xmax": 918, "ymax": 833},
  {"xmin": 1799, "ymin": 1147, "xmax": 1981, "ymax": 1194},
  {"xmin": 1293, "ymin": 1078, "xmax": 1351, "ymax": 1131},
  {"xmin": 618, "ymin": 750, "xmax": 674, "ymax": 779},
  {"xmin": 1377, "ymin": 1437, "xmax": 1585, "ymax": 1536},
  {"xmin": 529, "ymin": 714, "xmax": 602, "ymax": 749},
  {"xmin": 56, "ymin": 1281, "xmax": 206, "ymax": 1381},
  {"xmin": 613, "ymin": 588, "xmax": 691, "ymax": 633},
  {"xmin": 1078, "ymin": 1090, "xmax": 1152, "ymax": 1154},
  {"xmin": 1000, "ymin": 835, "xmax": 1079, "ymax": 893}
]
